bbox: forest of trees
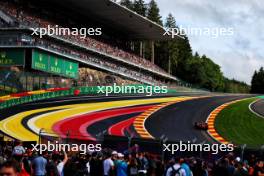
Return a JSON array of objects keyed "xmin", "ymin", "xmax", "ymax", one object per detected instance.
[
  {"xmin": 120, "ymin": 0, "xmax": 251, "ymax": 93},
  {"xmin": 251, "ymin": 67, "xmax": 264, "ymax": 94}
]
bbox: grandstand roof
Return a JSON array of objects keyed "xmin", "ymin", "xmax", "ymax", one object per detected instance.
[{"xmin": 51, "ymin": 0, "xmax": 168, "ymax": 41}]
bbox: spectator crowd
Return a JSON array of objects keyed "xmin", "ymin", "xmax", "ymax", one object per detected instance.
[
  {"xmin": 0, "ymin": 0, "xmax": 172, "ymax": 86},
  {"xmin": 0, "ymin": 142, "xmax": 264, "ymax": 176},
  {"xmin": 0, "ymin": 0, "xmax": 170, "ymax": 78}
]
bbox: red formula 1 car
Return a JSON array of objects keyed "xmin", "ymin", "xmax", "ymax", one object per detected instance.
[{"xmin": 194, "ymin": 122, "xmax": 208, "ymax": 130}]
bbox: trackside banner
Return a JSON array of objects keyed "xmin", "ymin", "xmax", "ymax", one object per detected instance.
[
  {"xmin": 0, "ymin": 49, "xmax": 25, "ymax": 66},
  {"xmin": 32, "ymin": 49, "xmax": 78, "ymax": 79}
]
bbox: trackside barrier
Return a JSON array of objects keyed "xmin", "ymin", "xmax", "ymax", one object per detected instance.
[
  {"xmin": 77, "ymin": 85, "xmax": 178, "ymax": 95},
  {"xmin": 0, "ymin": 88, "xmax": 73, "ymax": 110},
  {"xmin": 78, "ymin": 86, "xmax": 104, "ymax": 95},
  {"xmin": 0, "ymin": 85, "xmax": 179, "ymax": 110}
]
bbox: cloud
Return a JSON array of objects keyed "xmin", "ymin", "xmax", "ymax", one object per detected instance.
[{"xmin": 154, "ymin": 0, "xmax": 264, "ymax": 84}]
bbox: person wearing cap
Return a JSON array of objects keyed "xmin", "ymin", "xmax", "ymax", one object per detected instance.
[
  {"xmin": 236, "ymin": 157, "xmax": 241, "ymax": 163},
  {"xmin": 116, "ymin": 153, "xmax": 127, "ymax": 176},
  {"xmin": 112, "ymin": 151, "xmax": 118, "ymax": 168},
  {"xmin": 112, "ymin": 151, "xmax": 118, "ymax": 175}
]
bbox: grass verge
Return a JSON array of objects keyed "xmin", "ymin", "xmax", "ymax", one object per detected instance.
[{"xmin": 215, "ymin": 98, "xmax": 264, "ymax": 148}]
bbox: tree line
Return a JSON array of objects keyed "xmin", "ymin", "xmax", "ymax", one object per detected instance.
[
  {"xmin": 251, "ymin": 67, "xmax": 264, "ymax": 94},
  {"xmin": 120, "ymin": 0, "xmax": 251, "ymax": 93}
]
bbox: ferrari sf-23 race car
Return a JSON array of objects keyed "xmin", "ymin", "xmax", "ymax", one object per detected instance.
[{"xmin": 194, "ymin": 122, "xmax": 209, "ymax": 130}]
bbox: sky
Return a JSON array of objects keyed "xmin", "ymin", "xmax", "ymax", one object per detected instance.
[{"xmin": 152, "ymin": 0, "xmax": 264, "ymax": 84}]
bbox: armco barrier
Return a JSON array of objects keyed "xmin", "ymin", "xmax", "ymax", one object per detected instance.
[
  {"xmin": 0, "ymin": 85, "xmax": 179, "ymax": 110},
  {"xmin": 78, "ymin": 86, "xmax": 100, "ymax": 95},
  {"xmin": 77, "ymin": 85, "xmax": 177, "ymax": 95},
  {"xmin": 0, "ymin": 88, "xmax": 72, "ymax": 110}
]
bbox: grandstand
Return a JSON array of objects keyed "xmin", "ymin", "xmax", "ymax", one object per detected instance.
[{"xmin": 0, "ymin": 0, "xmax": 189, "ymax": 94}]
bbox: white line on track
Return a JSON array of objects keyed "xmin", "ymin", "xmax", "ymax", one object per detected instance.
[{"xmin": 248, "ymin": 99, "xmax": 264, "ymax": 119}]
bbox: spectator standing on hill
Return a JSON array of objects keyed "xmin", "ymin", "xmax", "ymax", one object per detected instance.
[
  {"xmin": 12, "ymin": 142, "xmax": 25, "ymax": 163},
  {"xmin": 31, "ymin": 152, "xmax": 47, "ymax": 176},
  {"xmin": 166, "ymin": 157, "xmax": 186, "ymax": 176},
  {"xmin": 253, "ymin": 161, "xmax": 264, "ymax": 176},
  {"xmin": 56, "ymin": 150, "xmax": 68, "ymax": 176},
  {"xmin": 227, "ymin": 159, "xmax": 236, "ymax": 176},
  {"xmin": 116, "ymin": 153, "xmax": 127, "ymax": 176},
  {"xmin": 90, "ymin": 152, "xmax": 103, "ymax": 176},
  {"xmin": 112, "ymin": 151, "xmax": 118, "ymax": 175},
  {"xmin": 103, "ymin": 152, "xmax": 114, "ymax": 176},
  {"xmin": 46, "ymin": 152, "xmax": 59, "ymax": 176},
  {"xmin": 233, "ymin": 162, "xmax": 249, "ymax": 176},
  {"xmin": 137, "ymin": 152, "xmax": 148, "ymax": 176},
  {"xmin": 212, "ymin": 158, "xmax": 229, "ymax": 176},
  {"xmin": 180, "ymin": 158, "xmax": 193, "ymax": 176},
  {"xmin": 127, "ymin": 157, "xmax": 138, "ymax": 176},
  {"xmin": 155, "ymin": 156, "xmax": 164, "ymax": 176},
  {"xmin": 0, "ymin": 160, "xmax": 20, "ymax": 176}
]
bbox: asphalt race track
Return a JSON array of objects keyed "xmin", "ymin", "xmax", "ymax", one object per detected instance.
[
  {"xmin": 145, "ymin": 95, "xmax": 254, "ymax": 143},
  {"xmin": 0, "ymin": 94, "xmax": 254, "ymax": 143},
  {"xmin": 251, "ymin": 99, "xmax": 264, "ymax": 117}
]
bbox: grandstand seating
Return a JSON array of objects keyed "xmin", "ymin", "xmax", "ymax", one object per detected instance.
[
  {"xmin": 0, "ymin": 1, "xmax": 202, "ymax": 92},
  {"xmin": 0, "ymin": 1, "xmax": 169, "ymax": 77},
  {"xmin": 0, "ymin": 2, "xmax": 169, "ymax": 85}
]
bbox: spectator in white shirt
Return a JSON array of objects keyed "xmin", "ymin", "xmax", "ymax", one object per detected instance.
[{"xmin": 56, "ymin": 150, "xmax": 68, "ymax": 176}]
